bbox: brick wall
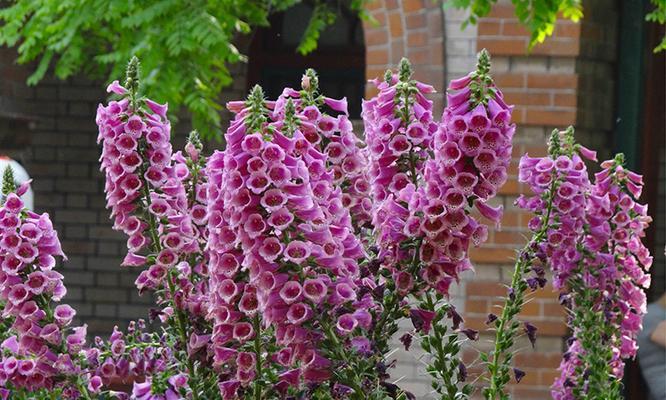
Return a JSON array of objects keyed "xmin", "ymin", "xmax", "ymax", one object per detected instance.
[{"xmin": 363, "ymin": 0, "xmax": 447, "ymax": 110}]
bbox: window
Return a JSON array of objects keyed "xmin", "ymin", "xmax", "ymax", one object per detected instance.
[{"xmin": 247, "ymin": 3, "xmax": 365, "ymax": 118}]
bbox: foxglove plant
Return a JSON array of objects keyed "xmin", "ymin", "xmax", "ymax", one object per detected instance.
[
  {"xmin": 0, "ymin": 168, "xmax": 97, "ymax": 399},
  {"xmin": 363, "ymin": 50, "xmax": 513, "ymax": 399},
  {"xmin": 208, "ymin": 85, "xmax": 376, "ymax": 399},
  {"xmin": 552, "ymin": 154, "xmax": 652, "ymax": 400},
  {"xmin": 483, "ymin": 127, "xmax": 597, "ymax": 399},
  {"xmin": 97, "ymin": 58, "xmax": 212, "ymax": 398},
  {"xmin": 484, "ymin": 126, "xmax": 652, "ymax": 400},
  {"xmin": 0, "ymin": 50, "xmax": 653, "ymax": 400}
]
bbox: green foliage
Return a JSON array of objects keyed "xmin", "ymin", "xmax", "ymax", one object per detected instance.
[
  {"xmin": 0, "ymin": 0, "xmax": 369, "ymax": 139},
  {"xmin": 297, "ymin": 1, "xmax": 337, "ymax": 55},
  {"xmin": 446, "ymin": 0, "xmax": 665, "ymax": 52},
  {"xmin": 647, "ymin": 0, "xmax": 666, "ymax": 52},
  {"xmin": 444, "ymin": 0, "xmax": 583, "ymax": 48}
]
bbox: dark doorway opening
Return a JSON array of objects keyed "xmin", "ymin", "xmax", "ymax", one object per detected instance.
[{"xmin": 247, "ymin": 3, "xmax": 366, "ymax": 118}]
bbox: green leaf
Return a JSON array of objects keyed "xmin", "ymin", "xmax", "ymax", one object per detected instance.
[
  {"xmin": 0, "ymin": 0, "xmax": 365, "ymax": 139},
  {"xmin": 296, "ymin": 1, "xmax": 337, "ymax": 55},
  {"xmin": 27, "ymin": 49, "xmax": 53, "ymax": 85}
]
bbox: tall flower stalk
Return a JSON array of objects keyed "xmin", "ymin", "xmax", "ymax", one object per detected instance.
[
  {"xmin": 97, "ymin": 57, "xmax": 209, "ymax": 398},
  {"xmin": 208, "ymin": 84, "xmax": 376, "ymax": 399},
  {"xmin": 0, "ymin": 168, "xmax": 95, "ymax": 399},
  {"xmin": 362, "ymin": 50, "xmax": 514, "ymax": 398},
  {"xmin": 552, "ymin": 154, "xmax": 652, "ymax": 399},
  {"xmin": 483, "ymin": 127, "xmax": 589, "ymax": 400}
]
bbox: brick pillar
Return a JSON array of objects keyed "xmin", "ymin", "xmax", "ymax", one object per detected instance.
[{"xmin": 363, "ymin": 0, "xmax": 446, "ymax": 110}]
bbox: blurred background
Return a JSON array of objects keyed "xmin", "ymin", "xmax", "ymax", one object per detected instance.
[{"xmin": 0, "ymin": 0, "xmax": 664, "ymax": 398}]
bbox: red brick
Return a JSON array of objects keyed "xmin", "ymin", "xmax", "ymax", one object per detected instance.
[
  {"xmin": 514, "ymin": 352, "xmax": 562, "ymax": 369},
  {"xmin": 511, "ymin": 106, "xmax": 527, "ymax": 124},
  {"xmin": 388, "ymin": 12, "xmax": 404, "ymax": 38},
  {"xmin": 500, "ymin": 211, "xmax": 521, "ymax": 228},
  {"xmin": 532, "ymin": 285, "xmax": 560, "ymax": 300},
  {"xmin": 365, "ymin": 67, "xmax": 385, "ymax": 83},
  {"xmin": 493, "ymin": 73, "xmax": 525, "ymax": 88},
  {"xmin": 498, "ymin": 178, "xmax": 521, "ymax": 195},
  {"xmin": 535, "ymin": 320, "xmax": 568, "ymax": 336},
  {"xmin": 486, "ymin": 4, "xmax": 518, "ymax": 18},
  {"xmin": 425, "ymin": 11, "xmax": 441, "ymax": 32},
  {"xmin": 511, "ymin": 387, "xmax": 551, "ymax": 399},
  {"xmin": 390, "ymin": 40, "xmax": 405, "ymax": 63},
  {"xmin": 503, "ymin": 91, "xmax": 551, "ymax": 106},
  {"xmin": 531, "ymin": 39, "xmax": 580, "ymax": 56},
  {"xmin": 385, "ymin": 0, "xmax": 399, "ymax": 10},
  {"xmin": 502, "ymin": 22, "xmax": 530, "ymax": 37},
  {"xmin": 365, "ymin": 29, "xmax": 389, "ymax": 46},
  {"xmin": 508, "ymin": 160, "xmax": 520, "ymax": 175},
  {"xmin": 478, "ymin": 21, "xmax": 501, "ymax": 36},
  {"xmin": 466, "ymin": 299, "xmax": 489, "ymax": 314},
  {"xmin": 517, "ymin": 300, "xmax": 541, "ymax": 317},
  {"xmin": 526, "ymin": 73, "xmax": 578, "ymax": 89},
  {"xmin": 403, "ymin": 0, "xmax": 423, "ymax": 13},
  {"xmin": 365, "ymin": 11, "xmax": 386, "ymax": 26},
  {"xmin": 407, "ymin": 31, "xmax": 427, "ymax": 47},
  {"xmin": 364, "ymin": 1, "xmax": 382, "ymax": 11},
  {"xmin": 494, "ymin": 231, "xmax": 525, "ymax": 245},
  {"xmin": 543, "ymin": 302, "xmax": 566, "ymax": 319},
  {"xmin": 405, "ymin": 13, "xmax": 426, "ymax": 29},
  {"xmin": 466, "ymin": 281, "xmax": 507, "ymax": 298},
  {"xmin": 429, "ymin": 41, "xmax": 444, "ymax": 65},
  {"xmin": 365, "ymin": 85, "xmax": 380, "ymax": 99},
  {"xmin": 554, "ymin": 22, "xmax": 581, "ymax": 38},
  {"xmin": 522, "ymin": 145, "xmax": 548, "ymax": 158},
  {"xmin": 540, "ymin": 369, "xmax": 563, "ymax": 385},
  {"xmin": 470, "ymin": 247, "xmax": 516, "ymax": 264},
  {"xmin": 477, "ymin": 38, "xmax": 529, "ymax": 55},
  {"xmin": 367, "ymin": 49, "xmax": 389, "ymax": 66},
  {"xmin": 525, "ymin": 109, "xmax": 576, "ymax": 126},
  {"xmin": 554, "ymin": 93, "xmax": 577, "ymax": 107},
  {"xmin": 463, "ymin": 316, "xmax": 490, "ymax": 331},
  {"xmin": 407, "ymin": 47, "xmax": 429, "ymax": 64}
]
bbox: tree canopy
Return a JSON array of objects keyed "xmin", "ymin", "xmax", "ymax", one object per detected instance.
[
  {"xmin": 0, "ymin": 0, "xmax": 370, "ymax": 138},
  {"xmin": 446, "ymin": 0, "xmax": 665, "ymax": 52}
]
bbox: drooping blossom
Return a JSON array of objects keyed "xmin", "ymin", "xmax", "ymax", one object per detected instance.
[
  {"xmin": 207, "ymin": 85, "xmax": 375, "ymax": 397},
  {"xmin": 271, "ymin": 68, "xmax": 373, "ymax": 232},
  {"xmin": 0, "ymin": 185, "xmax": 94, "ymax": 397},
  {"xmin": 364, "ymin": 52, "xmax": 513, "ymax": 299},
  {"xmin": 551, "ymin": 154, "xmax": 652, "ymax": 399}
]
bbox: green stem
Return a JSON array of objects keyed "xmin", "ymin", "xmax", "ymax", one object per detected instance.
[
  {"xmin": 77, "ymin": 382, "xmax": 93, "ymax": 400},
  {"xmin": 253, "ymin": 315, "xmax": 263, "ymax": 400},
  {"xmin": 323, "ymin": 323, "xmax": 365, "ymax": 400},
  {"xmin": 371, "ymin": 237, "xmax": 423, "ymax": 346},
  {"xmin": 421, "ymin": 293, "xmax": 466, "ymax": 399},
  {"xmin": 567, "ymin": 282, "xmax": 619, "ymax": 400},
  {"xmin": 484, "ymin": 176, "xmax": 558, "ymax": 400}
]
